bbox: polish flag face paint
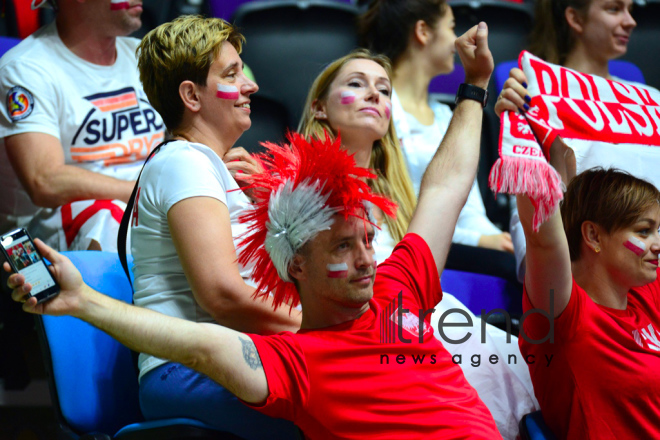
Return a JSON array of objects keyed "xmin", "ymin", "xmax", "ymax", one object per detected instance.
[
  {"xmin": 624, "ymin": 236, "xmax": 646, "ymax": 256},
  {"xmin": 385, "ymin": 101, "xmax": 391, "ymax": 119},
  {"xmin": 217, "ymin": 84, "xmax": 240, "ymax": 100},
  {"xmin": 110, "ymin": 0, "xmax": 129, "ymax": 10},
  {"xmin": 340, "ymin": 91, "xmax": 356, "ymax": 105},
  {"xmin": 327, "ymin": 263, "xmax": 349, "ymax": 278}
]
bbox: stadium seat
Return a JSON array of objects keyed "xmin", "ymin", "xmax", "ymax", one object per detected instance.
[
  {"xmin": 429, "ymin": 64, "xmax": 464, "ymax": 104},
  {"xmin": 441, "ymin": 269, "xmax": 521, "ymax": 316},
  {"xmin": 519, "ymin": 411, "xmax": 556, "ymax": 440},
  {"xmin": 232, "ymin": 0, "xmax": 360, "ymax": 129},
  {"xmin": 37, "ymin": 251, "xmax": 243, "ymax": 439},
  {"xmin": 235, "ymin": 94, "xmax": 290, "ymax": 154}
]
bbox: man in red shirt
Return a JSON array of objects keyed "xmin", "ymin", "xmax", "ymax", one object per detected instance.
[{"xmin": 7, "ymin": 22, "xmax": 500, "ymax": 439}]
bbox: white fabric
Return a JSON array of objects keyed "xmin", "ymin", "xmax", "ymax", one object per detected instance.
[
  {"xmin": 373, "ymin": 223, "xmax": 538, "ymax": 440},
  {"xmin": 0, "ymin": 21, "xmax": 164, "ymax": 250},
  {"xmin": 131, "ymin": 140, "xmax": 252, "ymax": 380},
  {"xmin": 391, "ymin": 89, "xmax": 501, "ymax": 246}
]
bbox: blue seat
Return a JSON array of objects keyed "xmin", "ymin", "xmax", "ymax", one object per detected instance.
[
  {"xmin": 495, "ymin": 59, "xmax": 647, "ymax": 96},
  {"xmin": 37, "ymin": 250, "xmax": 242, "ymax": 439},
  {"xmin": 441, "ymin": 269, "xmax": 521, "ymax": 315},
  {"xmin": 519, "ymin": 411, "xmax": 556, "ymax": 440}
]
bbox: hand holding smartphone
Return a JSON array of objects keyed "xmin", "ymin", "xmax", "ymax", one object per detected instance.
[{"xmin": 1, "ymin": 228, "xmax": 60, "ymax": 303}]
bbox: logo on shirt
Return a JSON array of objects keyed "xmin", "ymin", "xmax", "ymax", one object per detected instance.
[
  {"xmin": 7, "ymin": 86, "xmax": 34, "ymax": 121},
  {"xmin": 632, "ymin": 323, "xmax": 660, "ymax": 351},
  {"xmin": 70, "ymin": 87, "xmax": 164, "ymax": 166},
  {"xmin": 380, "ymin": 292, "xmax": 434, "ymax": 344}
]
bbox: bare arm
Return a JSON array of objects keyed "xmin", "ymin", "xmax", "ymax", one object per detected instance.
[
  {"xmin": 5, "ymin": 132, "xmax": 135, "ymax": 207},
  {"xmin": 407, "ymin": 22, "xmax": 494, "ymax": 273},
  {"xmin": 5, "ymin": 240, "xmax": 268, "ymax": 403},
  {"xmin": 168, "ymin": 197, "xmax": 301, "ymax": 334},
  {"xmin": 519, "ymin": 137, "xmax": 575, "ymax": 317}
]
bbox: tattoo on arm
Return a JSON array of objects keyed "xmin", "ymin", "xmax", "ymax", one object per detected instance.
[{"xmin": 239, "ymin": 337, "xmax": 263, "ymax": 370}]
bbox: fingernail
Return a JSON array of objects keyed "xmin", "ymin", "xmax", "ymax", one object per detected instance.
[
  {"xmin": 524, "ymin": 95, "xmax": 531, "ymax": 103},
  {"xmin": 478, "ymin": 22, "xmax": 487, "ymax": 31},
  {"xmin": 522, "ymin": 82, "xmax": 528, "ymax": 89},
  {"xmin": 523, "ymin": 103, "xmax": 530, "ymax": 111}
]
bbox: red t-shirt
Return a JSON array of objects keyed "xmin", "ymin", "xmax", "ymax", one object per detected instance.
[
  {"xmin": 246, "ymin": 233, "xmax": 500, "ymax": 439},
  {"xmin": 520, "ymin": 271, "xmax": 660, "ymax": 438}
]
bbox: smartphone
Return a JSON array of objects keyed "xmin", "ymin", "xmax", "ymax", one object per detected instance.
[{"xmin": 1, "ymin": 228, "xmax": 60, "ymax": 303}]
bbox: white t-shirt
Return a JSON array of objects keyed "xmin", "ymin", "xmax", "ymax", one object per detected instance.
[
  {"xmin": 0, "ymin": 21, "xmax": 164, "ymax": 232},
  {"xmin": 131, "ymin": 140, "xmax": 252, "ymax": 380},
  {"xmin": 391, "ymin": 89, "xmax": 501, "ymax": 246}
]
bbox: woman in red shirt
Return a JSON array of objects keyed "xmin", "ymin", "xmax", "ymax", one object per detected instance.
[{"xmin": 518, "ymin": 160, "xmax": 660, "ymax": 437}]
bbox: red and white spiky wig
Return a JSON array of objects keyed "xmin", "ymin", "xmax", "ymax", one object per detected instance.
[{"xmin": 237, "ymin": 131, "xmax": 397, "ymax": 311}]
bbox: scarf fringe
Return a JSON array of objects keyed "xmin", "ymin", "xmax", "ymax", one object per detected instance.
[{"xmin": 489, "ymin": 155, "xmax": 564, "ymax": 231}]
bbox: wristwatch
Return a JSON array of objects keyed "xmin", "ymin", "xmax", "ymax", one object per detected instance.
[{"xmin": 455, "ymin": 83, "xmax": 488, "ymax": 108}]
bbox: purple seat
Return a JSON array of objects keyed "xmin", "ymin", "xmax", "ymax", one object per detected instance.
[
  {"xmin": 441, "ymin": 269, "xmax": 521, "ymax": 315},
  {"xmin": 207, "ymin": 0, "xmax": 252, "ymax": 21},
  {"xmin": 428, "ymin": 63, "xmax": 464, "ymax": 98}
]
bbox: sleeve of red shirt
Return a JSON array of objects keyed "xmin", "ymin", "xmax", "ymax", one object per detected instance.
[
  {"xmin": 521, "ymin": 276, "xmax": 585, "ymax": 343},
  {"xmin": 375, "ymin": 233, "xmax": 442, "ymax": 311},
  {"xmin": 241, "ymin": 332, "xmax": 309, "ymax": 421}
]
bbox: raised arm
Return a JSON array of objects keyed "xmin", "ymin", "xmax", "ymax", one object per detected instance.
[
  {"xmin": 168, "ymin": 197, "xmax": 302, "ymax": 334},
  {"xmin": 407, "ymin": 22, "xmax": 493, "ymax": 273},
  {"xmin": 518, "ymin": 137, "xmax": 575, "ymax": 317},
  {"xmin": 5, "ymin": 132, "xmax": 135, "ymax": 207},
  {"xmin": 5, "ymin": 239, "xmax": 269, "ymax": 404}
]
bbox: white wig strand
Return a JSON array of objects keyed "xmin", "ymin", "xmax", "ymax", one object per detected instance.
[{"xmin": 265, "ymin": 179, "xmax": 338, "ymax": 281}]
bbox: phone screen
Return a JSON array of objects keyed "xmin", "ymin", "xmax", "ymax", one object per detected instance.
[{"xmin": 2, "ymin": 231, "xmax": 57, "ymax": 297}]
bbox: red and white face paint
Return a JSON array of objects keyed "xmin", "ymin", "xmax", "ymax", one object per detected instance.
[
  {"xmin": 217, "ymin": 84, "xmax": 239, "ymax": 100},
  {"xmin": 110, "ymin": 0, "xmax": 129, "ymax": 10},
  {"xmin": 327, "ymin": 263, "xmax": 349, "ymax": 278},
  {"xmin": 624, "ymin": 236, "xmax": 647, "ymax": 256},
  {"xmin": 340, "ymin": 91, "xmax": 356, "ymax": 105},
  {"xmin": 384, "ymin": 101, "xmax": 391, "ymax": 119}
]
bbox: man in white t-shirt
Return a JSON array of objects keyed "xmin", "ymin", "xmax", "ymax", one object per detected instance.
[{"xmin": 0, "ymin": 0, "xmax": 164, "ymax": 251}]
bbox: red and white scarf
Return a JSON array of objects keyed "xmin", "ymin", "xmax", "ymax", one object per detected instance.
[{"xmin": 489, "ymin": 51, "xmax": 660, "ymax": 230}]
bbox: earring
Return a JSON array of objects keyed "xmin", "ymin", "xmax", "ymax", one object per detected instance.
[{"xmin": 594, "ymin": 246, "xmax": 601, "ymax": 253}]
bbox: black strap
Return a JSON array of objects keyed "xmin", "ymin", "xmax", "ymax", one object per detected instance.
[{"xmin": 117, "ymin": 139, "xmax": 177, "ymax": 287}]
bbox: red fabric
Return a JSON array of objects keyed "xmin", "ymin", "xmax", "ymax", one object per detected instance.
[
  {"xmin": 246, "ymin": 234, "xmax": 500, "ymax": 439},
  {"xmin": 520, "ymin": 271, "xmax": 660, "ymax": 438},
  {"xmin": 11, "ymin": 0, "xmax": 40, "ymax": 39}
]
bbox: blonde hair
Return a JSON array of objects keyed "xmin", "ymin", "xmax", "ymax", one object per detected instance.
[
  {"xmin": 137, "ymin": 15, "xmax": 244, "ymax": 131},
  {"xmin": 298, "ymin": 49, "xmax": 416, "ymax": 242}
]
